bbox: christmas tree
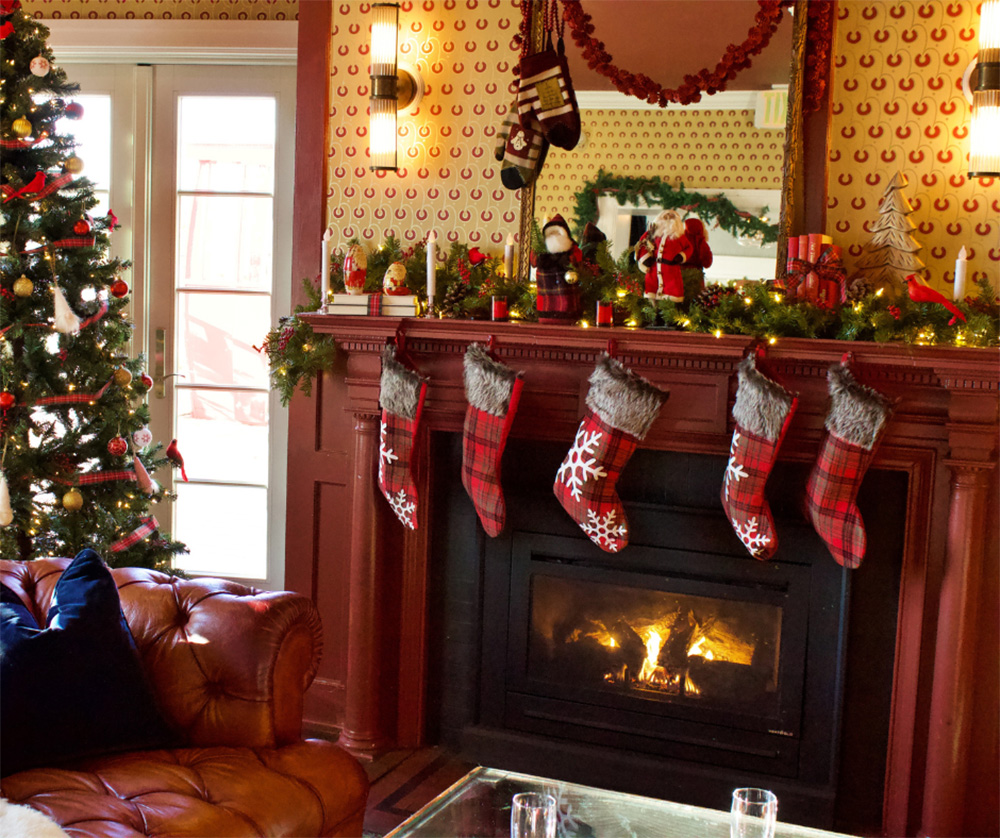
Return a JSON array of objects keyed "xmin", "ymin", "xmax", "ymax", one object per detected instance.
[
  {"xmin": 1, "ymin": 4, "xmax": 185, "ymax": 568},
  {"xmin": 850, "ymin": 172, "xmax": 925, "ymax": 300}
]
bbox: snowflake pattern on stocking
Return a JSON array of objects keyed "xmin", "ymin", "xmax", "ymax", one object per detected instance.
[
  {"xmin": 378, "ymin": 420, "xmax": 398, "ymax": 484},
  {"xmin": 557, "ymin": 426, "xmax": 608, "ymax": 500},
  {"xmin": 724, "ymin": 431, "xmax": 749, "ymax": 501},
  {"xmin": 734, "ymin": 515, "xmax": 770, "ymax": 557},
  {"xmin": 388, "ymin": 488, "xmax": 416, "ymax": 529},
  {"xmin": 581, "ymin": 508, "xmax": 627, "ymax": 552}
]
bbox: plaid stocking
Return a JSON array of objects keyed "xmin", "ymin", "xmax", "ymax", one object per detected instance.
[
  {"xmin": 554, "ymin": 356, "xmax": 667, "ymax": 553},
  {"xmin": 461, "ymin": 344, "xmax": 524, "ymax": 537},
  {"xmin": 721, "ymin": 354, "xmax": 798, "ymax": 560},
  {"xmin": 500, "ymin": 110, "xmax": 549, "ymax": 190},
  {"xmin": 517, "ymin": 38, "xmax": 581, "ymax": 150},
  {"xmin": 377, "ymin": 346, "xmax": 428, "ymax": 530},
  {"xmin": 805, "ymin": 360, "xmax": 892, "ymax": 568},
  {"xmin": 494, "ymin": 99, "xmax": 518, "ymax": 162}
]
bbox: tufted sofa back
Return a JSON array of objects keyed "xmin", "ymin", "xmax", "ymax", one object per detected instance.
[{"xmin": 0, "ymin": 559, "xmax": 323, "ymax": 750}]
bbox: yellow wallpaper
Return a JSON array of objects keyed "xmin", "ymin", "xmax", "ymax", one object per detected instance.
[
  {"xmin": 23, "ymin": 0, "xmax": 297, "ymax": 19},
  {"xmin": 826, "ymin": 0, "xmax": 998, "ymax": 295},
  {"xmin": 325, "ymin": 1, "xmax": 522, "ymax": 252},
  {"xmin": 536, "ymin": 108, "xmax": 785, "ymax": 224}
]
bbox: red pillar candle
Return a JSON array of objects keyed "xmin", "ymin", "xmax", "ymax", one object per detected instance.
[
  {"xmin": 596, "ymin": 301, "xmax": 613, "ymax": 327},
  {"xmin": 492, "ymin": 297, "xmax": 508, "ymax": 321}
]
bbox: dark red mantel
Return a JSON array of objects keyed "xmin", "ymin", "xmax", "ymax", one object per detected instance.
[{"xmin": 289, "ymin": 316, "xmax": 998, "ymax": 838}]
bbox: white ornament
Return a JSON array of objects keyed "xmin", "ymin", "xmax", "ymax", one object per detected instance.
[
  {"xmin": 556, "ymin": 425, "xmax": 608, "ymax": 501},
  {"xmin": 581, "ymin": 508, "xmax": 627, "ymax": 552},
  {"xmin": 52, "ymin": 286, "xmax": 81, "ymax": 334},
  {"xmin": 132, "ymin": 426, "xmax": 153, "ymax": 448},
  {"xmin": 388, "ymin": 488, "xmax": 416, "ymax": 529},
  {"xmin": 378, "ymin": 421, "xmax": 398, "ymax": 484},
  {"xmin": 724, "ymin": 431, "xmax": 750, "ymax": 501},
  {"xmin": 734, "ymin": 516, "xmax": 771, "ymax": 557},
  {"xmin": 0, "ymin": 472, "xmax": 13, "ymax": 527},
  {"xmin": 29, "ymin": 56, "xmax": 51, "ymax": 77}
]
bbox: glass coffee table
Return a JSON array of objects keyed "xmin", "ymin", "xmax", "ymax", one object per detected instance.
[{"xmin": 385, "ymin": 767, "xmax": 858, "ymax": 838}]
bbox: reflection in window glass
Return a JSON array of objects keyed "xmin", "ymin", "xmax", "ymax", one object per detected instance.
[
  {"xmin": 173, "ymin": 483, "xmax": 267, "ymax": 579},
  {"xmin": 175, "ymin": 291, "xmax": 270, "ymax": 387},
  {"xmin": 176, "ymin": 388, "xmax": 269, "ymax": 485},
  {"xmin": 176, "ymin": 194, "xmax": 273, "ymax": 289}
]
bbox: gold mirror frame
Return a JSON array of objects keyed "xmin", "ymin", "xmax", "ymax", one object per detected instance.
[{"xmin": 516, "ymin": 0, "xmax": 814, "ymax": 284}]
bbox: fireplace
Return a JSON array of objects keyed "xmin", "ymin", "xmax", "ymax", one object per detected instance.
[{"xmin": 429, "ymin": 437, "xmax": 904, "ymax": 832}]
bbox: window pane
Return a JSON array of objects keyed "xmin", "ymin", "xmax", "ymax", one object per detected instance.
[
  {"xmin": 56, "ymin": 94, "xmax": 112, "ymax": 192},
  {"xmin": 176, "ymin": 194, "xmax": 273, "ymax": 289},
  {"xmin": 176, "ymin": 291, "xmax": 270, "ymax": 387},
  {"xmin": 173, "ymin": 483, "xmax": 267, "ymax": 579},
  {"xmin": 176, "ymin": 388, "xmax": 269, "ymax": 484},
  {"xmin": 177, "ymin": 96, "xmax": 276, "ymax": 193}
]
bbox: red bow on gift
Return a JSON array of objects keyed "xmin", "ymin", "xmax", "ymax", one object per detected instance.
[{"xmin": 790, "ymin": 248, "xmax": 845, "ymax": 284}]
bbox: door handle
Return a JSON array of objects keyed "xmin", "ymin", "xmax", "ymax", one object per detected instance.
[{"xmin": 154, "ymin": 328, "xmax": 186, "ymax": 399}]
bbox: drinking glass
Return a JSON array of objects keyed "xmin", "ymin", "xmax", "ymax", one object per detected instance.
[
  {"xmin": 731, "ymin": 787, "xmax": 778, "ymax": 838},
  {"xmin": 511, "ymin": 792, "xmax": 557, "ymax": 838}
]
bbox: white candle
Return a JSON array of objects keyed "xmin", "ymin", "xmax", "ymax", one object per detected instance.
[
  {"xmin": 953, "ymin": 245, "xmax": 968, "ymax": 301},
  {"xmin": 320, "ymin": 227, "xmax": 333, "ymax": 310},
  {"xmin": 504, "ymin": 232, "xmax": 515, "ymax": 280},
  {"xmin": 426, "ymin": 231, "xmax": 437, "ymax": 312}
]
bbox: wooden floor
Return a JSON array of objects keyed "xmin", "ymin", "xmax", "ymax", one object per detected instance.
[{"xmin": 361, "ymin": 746, "xmax": 475, "ymax": 837}]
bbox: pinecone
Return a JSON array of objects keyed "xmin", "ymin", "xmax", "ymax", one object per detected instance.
[
  {"xmin": 693, "ymin": 283, "xmax": 728, "ymax": 310},
  {"xmin": 438, "ymin": 281, "xmax": 468, "ymax": 317},
  {"xmin": 846, "ymin": 277, "xmax": 875, "ymax": 302}
]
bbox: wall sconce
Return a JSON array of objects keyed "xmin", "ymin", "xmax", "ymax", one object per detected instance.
[
  {"xmin": 370, "ymin": 2, "xmax": 424, "ymax": 172},
  {"xmin": 967, "ymin": 0, "xmax": 999, "ymax": 177}
]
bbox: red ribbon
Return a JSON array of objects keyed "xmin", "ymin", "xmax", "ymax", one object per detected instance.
[
  {"xmin": 790, "ymin": 248, "xmax": 845, "ymax": 285},
  {"xmin": 3, "ymin": 172, "xmax": 73, "ymax": 205},
  {"xmin": 33, "ymin": 376, "xmax": 114, "ymax": 407},
  {"xmin": 0, "ymin": 133, "xmax": 49, "ymax": 150},
  {"xmin": 21, "ymin": 235, "xmax": 95, "ymax": 255},
  {"xmin": 53, "ymin": 469, "xmax": 136, "ymax": 487},
  {"xmin": 109, "ymin": 516, "xmax": 159, "ymax": 553}
]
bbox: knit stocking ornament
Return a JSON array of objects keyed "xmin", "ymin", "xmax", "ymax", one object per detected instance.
[
  {"xmin": 554, "ymin": 355, "xmax": 667, "ymax": 553},
  {"xmin": 378, "ymin": 345, "xmax": 428, "ymax": 530},
  {"xmin": 805, "ymin": 359, "xmax": 892, "ymax": 568},
  {"xmin": 722, "ymin": 354, "xmax": 798, "ymax": 560},
  {"xmin": 494, "ymin": 99, "xmax": 519, "ymax": 162},
  {"xmin": 517, "ymin": 36, "xmax": 581, "ymax": 150},
  {"xmin": 500, "ymin": 110, "xmax": 549, "ymax": 191},
  {"xmin": 461, "ymin": 344, "xmax": 524, "ymax": 537}
]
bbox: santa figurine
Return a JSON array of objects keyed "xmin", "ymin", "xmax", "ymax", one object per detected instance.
[
  {"xmin": 682, "ymin": 216, "xmax": 714, "ymax": 301},
  {"xmin": 535, "ymin": 214, "xmax": 583, "ymax": 325},
  {"xmin": 635, "ymin": 209, "xmax": 693, "ymax": 302}
]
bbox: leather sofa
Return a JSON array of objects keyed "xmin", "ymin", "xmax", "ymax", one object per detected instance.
[{"xmin": 0, "ymin": 559, "xmax": 369, "ymax": 837}]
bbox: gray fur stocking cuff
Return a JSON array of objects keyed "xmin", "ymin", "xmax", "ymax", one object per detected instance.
[
  {"xmin": 380, "ymin": 345, "xmax": 427, "ymax": 420},
  {"xmin": 464, "ymin": 343, "xmax": 522, "ymax": 416},
  {"xmin": 732, "ymin": 354, "xmax": 796, "ymax": 441},
  {"xmin": 585, "ymin": 354, "xmax": 668, "ymax": 440},
  {"xmin": 826, "ymin": 362, "xmax": 892, "ymax": 450}
]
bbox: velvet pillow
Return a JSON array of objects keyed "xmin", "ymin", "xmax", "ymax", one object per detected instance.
[{"xmin": 0, "ymin": 549, "xmax": 175, "ymax": 776}]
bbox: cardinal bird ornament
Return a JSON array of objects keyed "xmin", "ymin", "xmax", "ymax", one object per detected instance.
[
  {"xmin": 165, "ymin": 439, "xmax": 188, "ymax": 482},
  {"xmin": 904, "ymin": 274, "xmax": 967, "ymax": 325}
]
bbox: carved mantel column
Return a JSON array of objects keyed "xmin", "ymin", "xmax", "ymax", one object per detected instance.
[{"xmin": 338, "ymin": 410, "xmax": 389, "ymax": 755}]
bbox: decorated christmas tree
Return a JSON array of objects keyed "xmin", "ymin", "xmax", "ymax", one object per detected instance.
[
  {"xmin": 850, "ymin": 172, "xmax": 925, "ymax": 300},
  {"xmin": 1, "ymin": 5, "xmax": 185, "ymax": 567}
]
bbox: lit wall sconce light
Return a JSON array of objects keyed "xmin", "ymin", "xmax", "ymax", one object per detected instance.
[
  {"xmin": 370, "ymin": 2, "xmax": 424, "ymax": 172},
  {"xmin": 966, "ymin": 0, "xmax": 1000, "ymax": 177}
]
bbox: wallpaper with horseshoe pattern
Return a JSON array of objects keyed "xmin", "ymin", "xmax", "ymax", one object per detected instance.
[
  {"xmin": 24, "ymin": 0, "xmax": 298, "ymax": 20},
  {"xmin": 827, "ymin": 0, "xmax": 998, "ymax": 295}
]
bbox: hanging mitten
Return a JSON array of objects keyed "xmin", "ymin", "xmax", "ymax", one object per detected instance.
[
  {"xmin": 554, "ymin": 355, "xmax": 667, "ymax": 553},
  {"xmin": 721, "ymin": 353, "xmax": 798, "ymax": 560},
  {"xmin": 517, "ymin": 36, "xmax": 581, "ymax": 150},
  {"xmin": 500, "ymin": 110, "xmax": 549, "ymax": 191},
  {"xmin": 461, "ymin": 344, "xmax": 524, "ymax": 537},
  {"xmin": 378, "ymin": 345, "xmax": 428, "ymax": 530},
  {"xmin": 805, "ymin": 359, "xmax": 892, "ymax": 568}
]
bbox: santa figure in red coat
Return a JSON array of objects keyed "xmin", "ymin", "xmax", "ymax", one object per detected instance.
[{"xmin": 635, "ymin": 210, "xmax": 692, "ymax": 302}]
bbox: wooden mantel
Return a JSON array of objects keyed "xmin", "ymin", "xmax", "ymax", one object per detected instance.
[{"xmin": 294, "ymin": 314, "xmax": 999, "ymax": 837}]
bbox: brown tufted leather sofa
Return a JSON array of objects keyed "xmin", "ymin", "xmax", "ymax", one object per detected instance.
[{"xmin": 1, "ymin": 559, "xmax": 369, "ymax": 837}]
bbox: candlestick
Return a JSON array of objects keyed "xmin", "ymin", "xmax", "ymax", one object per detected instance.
[
  {"xmin": 320, "ymin": 227, "xmax": 333, "ymax": 312},
  {"xmin": 426, "ymin": 231, "xmax": 437, "ymax": 315},
  {"xmin": 504, "ymin": 233, "xmax": 515, "ymax": 280},
  {"xmin": 953, "ymin": 245, "xmax": 968, "ymax": 301}
]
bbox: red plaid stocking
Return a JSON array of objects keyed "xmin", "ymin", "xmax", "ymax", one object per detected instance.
[
  {"xmin": 554, "ymin": 355, "xmax": 667, "ymax": 553},
  {"xmin": 377, "ymin": 346, "xmax": 428, "ymax": 530},
  {"xmin": 805, "ymin": 360, "xmax": 892, "ymax": 568},
  {"xmin": 461, "ymin": 344, "xmax": 524, "ymax": 537},
  {"xmin": 517, "ymin": 36, "xmax": 581, "ymax": 150},
  {"xmin": 721, "ymin": 354, "xmax": 798, "ymax": 560}
]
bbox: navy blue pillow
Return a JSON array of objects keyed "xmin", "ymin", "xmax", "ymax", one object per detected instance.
[{"xmin": 1, "ymin": 549, "xmax": 175, "ymax": 776}]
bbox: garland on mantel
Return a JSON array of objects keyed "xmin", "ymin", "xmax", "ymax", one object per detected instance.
[{"xmin": 571, "ymin": 170, "xmax": 780, "ymax": 245}]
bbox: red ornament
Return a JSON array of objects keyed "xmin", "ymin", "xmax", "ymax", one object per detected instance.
[
  {"xmin": 139, "ymin": 372, "xmax": 154, "ymax": 390},
  {"xmin": 74, "ymin": 219, "xmax": 91, "ymax": 235},
  {"xmin": 107, "ymin": 436, "xmax": 128, "ymax": 456},
  {"xmin": 110, "ymin": 278, "xmax": 130, "ymax": 298},
  {"xmin": 64, "ymin": 102, "xmax": 84, "ymax": 120},
  {"xmin": 0, "ymin": 392, "xmax": 14, "ymax": 410}
]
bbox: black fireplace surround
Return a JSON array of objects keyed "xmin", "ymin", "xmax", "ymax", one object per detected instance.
[{"xmin": 428, "ymin": 436, "xmax": 905, "ymax": 834}]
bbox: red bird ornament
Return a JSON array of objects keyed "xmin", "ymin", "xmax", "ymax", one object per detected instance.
[
  {"xmin": 165, "ymin": 439, "xmax": 188, "ymax": 482},
  {"xmin": 904, "ymin": 274, "xmax": 967, "ymax": 325}
]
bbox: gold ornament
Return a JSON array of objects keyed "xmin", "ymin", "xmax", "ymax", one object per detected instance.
[
  {"xmin": 62, "ymin": 489, "xmax": 84, "ymax": 511},
  {"xmin": 564, "ymin": 270, "xmax": 579, "ymax": 285},
  {"xmin": 113, "ymin": 367, "xmax": 133, "ymax": 387},
  {"xmin": 64, "ymin": 156, "xmax": 85, "ymax": 175},
  {"xmin": 12, "ymin": 116, "xmax": 32, "ymax": 138},
  {"xmin": 13, "ymin": 275, "xmax": 33, "ymax": 297}
]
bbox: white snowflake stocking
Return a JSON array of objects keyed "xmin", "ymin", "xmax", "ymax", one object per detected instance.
[{"xmin": 554, "ymin": 355, "xmax": 667, "ymax": 553}]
